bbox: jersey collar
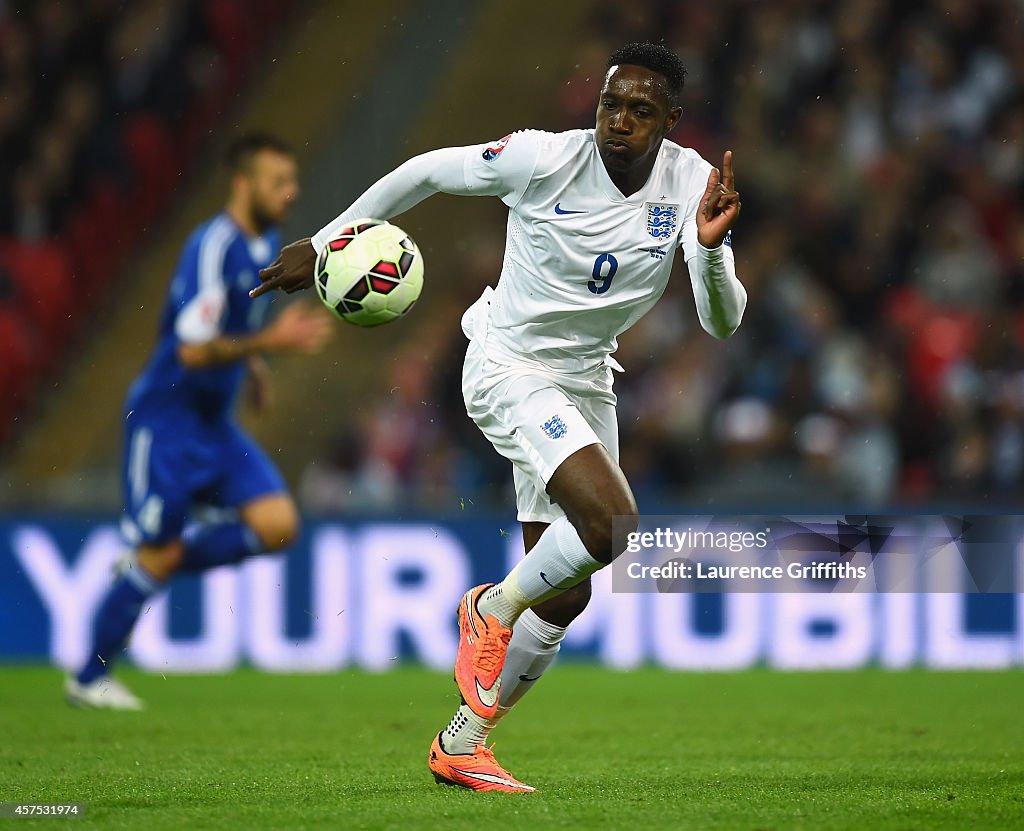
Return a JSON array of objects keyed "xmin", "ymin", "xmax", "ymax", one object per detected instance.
[{"xmin": 591, "ymin": 138, "xmax": 665, "ymax": 205}]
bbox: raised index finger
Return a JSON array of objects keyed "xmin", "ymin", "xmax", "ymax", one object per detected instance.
[
  {"xmin": 249, "ymin": 280, "xmax": 277, "ymax": 298},
  {"xmin": 250, "ymin": 264, "xmax": 283, "ymax": 298},
  {"xmin": 723, "ymin": 150, "xmax": 735, "ymax": 191}
]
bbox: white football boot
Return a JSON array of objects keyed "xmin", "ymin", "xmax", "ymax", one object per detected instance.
[{"xmin": 65, "ymin": 675, "xmax": 144, "ymax": 711}]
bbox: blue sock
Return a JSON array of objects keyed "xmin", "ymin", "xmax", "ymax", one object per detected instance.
[
  {"xmin": 77, "ymin": 564, "xmax": 160, "ymax": 685},
  {"xmin": 180, "ymin": 522, "xmax": 263, "ymax": 573}
]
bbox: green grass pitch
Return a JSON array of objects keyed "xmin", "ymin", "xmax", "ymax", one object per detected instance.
[{"xmin": 1, "ymin": 666, "xmax": 1022, "ymax": 830}]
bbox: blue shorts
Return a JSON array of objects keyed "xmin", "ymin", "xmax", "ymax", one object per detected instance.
[{"xmin": 120, "ymin": 412, "xmax": 286, "ymax": 545}]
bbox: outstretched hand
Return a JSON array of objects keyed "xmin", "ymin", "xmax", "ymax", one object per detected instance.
[
  {"xmin": 696, "ymin": 150, "xmax": 741, "ymax": 248},
  {"xmin": 262, "ymin": 301, "xmax": 333, "ymax": 354},
  {"xmin": 250, "ymin": 237, "xmax": 318, "ymax": 297}
]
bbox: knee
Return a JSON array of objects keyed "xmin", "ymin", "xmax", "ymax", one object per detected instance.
[
  {"xmin": 575, "ymin": 498, "xmax": 638, "ymax": 564},
  {"xmin": 249, "ymin": 502, "xmax": 300, "ymax": 551},
  {"xmin": 137, "ymin": 541, "xmax": 186, "ymax": 581}
]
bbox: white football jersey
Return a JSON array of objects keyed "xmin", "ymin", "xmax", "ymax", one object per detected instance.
[{"xmin": 459, "ymin": 129, "xmax": 724, "ymax": 373}]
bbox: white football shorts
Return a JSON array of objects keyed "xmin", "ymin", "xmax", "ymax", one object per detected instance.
[{"xmin": 462, "ymin": 336, "xmax": 619, "ymax": 523}]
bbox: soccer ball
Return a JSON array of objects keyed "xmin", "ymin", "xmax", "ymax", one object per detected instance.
[{"xmin": 314, "ymin": 219, "xmax": 424, "ymax": 326}]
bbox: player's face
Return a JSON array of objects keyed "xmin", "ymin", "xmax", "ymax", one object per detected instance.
[
  {"xmin": 595, "ymin": 65, "xmax": 681, "ymax": 181},
  {"xmin": 245, "ymin": 150, "xmax": 299, "ymax": 230}
]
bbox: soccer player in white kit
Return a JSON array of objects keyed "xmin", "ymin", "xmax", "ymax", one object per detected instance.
[{"xmin": 252, "ymin": 42, "xmax": 745, "ymax": 792}]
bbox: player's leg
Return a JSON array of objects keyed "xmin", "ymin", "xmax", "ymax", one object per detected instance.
[
  {"xmin": 67, "ymin": 422, "xmax": 192, "ymax": 709},
  {"xmin": 237, "ymin": 492, "xmax": 299, "ymax": 552},
  {"xmin": 178, "ymin": 493, "xmax": 296, "ymax": 572},
  {"xmin": 499, "ymin": 563, "xmax": 590, "ymax": 706},
  {"xmin": 441, "ymin": 520, "xmax": 591, "ymax": 755},
  {"xmin": 491, "ymin": 527, "xmax": 590, "ymax": 708},
  {"xmin": 438, "ymin": 449, "xmax": 627, "ymax": 773},
  {"xmin": 525, "ymin": 527, "xmax": 594, "ymax": 624},
  {"xmin": 452, "ymin": 349, "xmax": 634, "ymax": 718},
  {"xmin": 441, "ymin": 370, "xmax": 619, "ymax": 747},
  {"xmin": 504, "ymin": 524, "xmax": 594, "ymax": 711},
  {"xmin": 179, "ymin": 426, "xmax": 297, "ymax": 572},
  {"xmin": 433, "ymin": 350, "xmax": 620, "ymax": 789},
  {"xmin": 480, "ymin": 443, "xmax": 636, "ymax": 622},
  {"xmin": 511, "ymin": 380, "xmax": 619, "ymax": 641},
  {"xmin": 136, "ymin": 540, "xmax": 186, "ymax": 580},
  {"xmin": 66, "ymin": 540, "xmax": 184, "ymax": 710},
  {"xmin": 441, "ymin": 387, "xmax": 616, "ymax": 748}
]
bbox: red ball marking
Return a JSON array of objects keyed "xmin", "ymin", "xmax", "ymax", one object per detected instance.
[
  {"xmin": 372, "ymin": 260, "xmax": 399, "ymax": 278},
  {"xmin": 370, "ymin": 275, "xmax": 398, "ymax": 294}
]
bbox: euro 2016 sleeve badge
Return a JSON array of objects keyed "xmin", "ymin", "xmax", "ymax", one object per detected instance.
[
  {"xmin": 645, "ymin": 203, "xmax": 679, "ymax": 241},
  {"xmin": 482, "ymin": 134, "xmax": 511, "ymax": 161}
]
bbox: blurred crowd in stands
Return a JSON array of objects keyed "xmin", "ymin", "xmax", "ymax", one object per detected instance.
[
  {"xmin": 301, "ymin": 0, "xmax": 1024, "ymax": 512},
  {"xmin": 3, "ymin": 1, "xmax": 1021, "ymax": 512},
  {"xmin": 0, "ymin": 0, "xmax": 294, "ymax": 442}
]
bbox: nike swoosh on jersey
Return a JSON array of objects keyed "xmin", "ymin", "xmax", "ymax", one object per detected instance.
[
  {"xmin": 518, "ymin": 674, "xmax": 542, "ymax": 682},
  {"xmin": 475, "ymin": 677, "xmax": 499, "ymax": 708},
  {"xmin": 554, "ymin": 203, "xmax": 586, "ymax": 215}
]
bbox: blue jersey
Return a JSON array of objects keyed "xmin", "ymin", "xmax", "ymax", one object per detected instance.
[{"xmin": 126, "ymin": 213, "xmax": 280, "ymax": 421}]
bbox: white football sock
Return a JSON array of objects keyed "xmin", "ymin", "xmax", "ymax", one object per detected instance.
[
  {"xmin": 442, "ymin": 706, "xmax": 488, "ymax": 756},
  {"xmin": 441, "ymin": 608, "xmax": 568, "ymax": 755},
  {"xmin": 496, "ymin": 607, "xmax": 566, "ymax": 709},
  {"xmin": 478, "ymin": 517, "xmax": 602, "ymax": 627}
]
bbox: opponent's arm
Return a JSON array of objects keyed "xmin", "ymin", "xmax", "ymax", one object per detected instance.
[
  {"xmin": 689, "ymin": 150, "xmax": 746, "ymax": 338},
  {"xmin": 245, "ymin": 354, "xmax": 272, "ymax": 415},
  {"xmin": 177, "ymin": 302, "xmax": 332, "ymax": 369}
]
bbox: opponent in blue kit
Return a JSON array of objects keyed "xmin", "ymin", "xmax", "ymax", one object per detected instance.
[{"xmin": 66, "ymin": 134, "xmax": 331, "ymax": 709}]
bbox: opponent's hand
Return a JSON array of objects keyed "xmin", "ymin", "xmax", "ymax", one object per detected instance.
[
  {"xmin": 251, "ymin": 238, "xmax": 318, "ymax": 297},
  {"xmin": 261, "ymin": 301, "xmax": 333, "ymax": 355},
  {"xmin": 696, "ymin": 150, "xmax": 741, "ymax": 248}
]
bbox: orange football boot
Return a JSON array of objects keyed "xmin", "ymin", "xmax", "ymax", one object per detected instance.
[
  {"xmin": 428, "ymin": 733, "xmax": 535, "ymax": 793},
  {"xmin": 455, "ymin": 584, "xmax": 512, "ymax": 718}
]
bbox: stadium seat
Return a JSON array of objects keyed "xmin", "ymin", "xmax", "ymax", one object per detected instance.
[
  {"xmin": 0, "ymin": 304, "xmax": 39, "ymax": 441},
  {"xmin": 203, "ymin": 0, "xmax": 250, "ymax": 89},
  {"xmin": 0, "ymin": 239, "xmax": 75, "ymax": 368},
  {"xmin": 122, "ymin": 115, "xmax": 177, "ymax": 223},
  {"xmin": 67, "ymin": 178, "xmax": 131, "ymax": 295}
]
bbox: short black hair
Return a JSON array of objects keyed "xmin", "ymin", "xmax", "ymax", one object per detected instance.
[
  {"xmin": 607, "ymin": 42, "xmax": 687, "ymax": 103},
  {"xmin": 225, "ymin": 131, "xmax": 294, "ymax": 172}
]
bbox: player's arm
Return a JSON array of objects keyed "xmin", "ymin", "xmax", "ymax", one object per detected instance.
[
  {"xmin": 252, "ymin": 135, "xmax": 539, "ymax": 297},
  {"xmin": 177, "ymin": 302, "xmax": 331, "ymax": 369},
  {"xmin": 252, "ymin": 147, "xmax": 490, "ymax": 297},
  {"xmin": 686, "ymin": 243, "xmax": 745, "ymax": 339},
  {"xmin": 245, "ymin": 354, "xmax": 273, "ymax": 414},
  {"xmin": 687, "ymin": 150, "xmax": 746, "ymax": 339}
]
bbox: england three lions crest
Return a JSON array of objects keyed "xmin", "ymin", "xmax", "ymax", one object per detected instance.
[{"xmin": 645, "ymin": 203, "xmax": 679, "ymax": 241}]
